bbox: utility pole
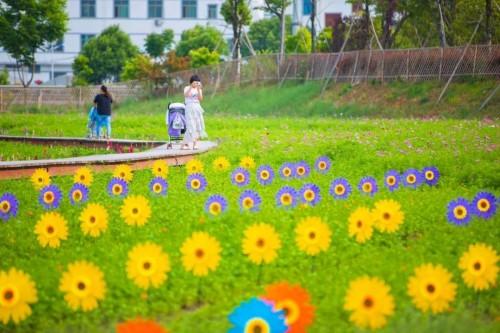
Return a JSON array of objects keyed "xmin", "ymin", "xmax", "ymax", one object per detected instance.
[
  {"xmin": 292, "ymin": 0, "xmax": 300, "ymax": 34},
  {"xmin": 311, "ymin": 0, "xmax": 316, "ymax": 52}
]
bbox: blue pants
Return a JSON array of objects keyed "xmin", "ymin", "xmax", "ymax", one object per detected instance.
[{"xmin": 96, "ymin": 115, "xmax": 111, "ymax": 138}]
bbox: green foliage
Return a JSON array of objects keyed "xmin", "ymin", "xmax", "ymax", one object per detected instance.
[
  {"xmin": 245, "ymin": 16, "xmax": 292, "ymax": 55},
  {"xmin": 0, "ymin": 0, "xmax": 67, "ymax": 87},
  {"xmin": 144, "ymin": 29, "xmax": 174, "ymax": 59},
  {"xmin": 286, "ymin": 27, "xmax": 312, "ymax": 53},
  {"xmin": 73, "ymin": 25, "xmax": 138, "ymax": 84},
  {"xmin": 316, "ymin": 27, "xmax": 333, "ymax": 52},
  {"xmin": 71, "ymin": 55, "xmax": 93, "ymax": 86},
  {"xmin": 189, "ymin": 47, "xmax": 220, "ymax": 68},
  {"xmin": 221, "ymin": 0, "xmax": 252, "ymax": 58},
  {"xmin": 0, "ymin": 68, "xmax": 9, "ymax": 85},
  {"xmin": 176, "ymin": 25, "xmax": 228, "ymax": 57}
]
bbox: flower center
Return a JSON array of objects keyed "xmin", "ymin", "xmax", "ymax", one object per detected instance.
[
  {"xmin": 236, "ymin": 173, "xmax": 244, "ymax": 182},
  {"xmin": 454, "ymin": 206, "xmax": 467, "ymax": 219},
  {"xmin": 387, "ymin": 176, "xmax": 396, "ymax": 185},
  {"xmin": 281, "ymin": 194, "xmax": 292, "ymax": 205},
  {"xmin": 357, "ymin": 220, "xmax": 363, "ymax": 228},
  {"xmin": 276, "ymin": 299, "xmax": 301, "ymax": 325},
  {"xmin": 3, "ymin": 289, "xmax": 14, "ymax": 302},
  {"xmin": 0, "ymin": 201, "xmax": 10, "ymax": 213},
  {"xmin": 80, "ymin": 175, "xmax": 85, "ymax": 181},
  {"xmin": 191, "ymin": 179, "xmax": 200, "ymax": 189},
  {"xmin": 73, "ymin": 191, "xmax": 81, "ymax": 200},
  {"xmin": 154, "ymin": 184, "xmax": 162, "ymax": 192},
  {"xmin": 195, "ymin": 249, "xmax": 204, "ymax": 258},
  {"xmin": 46, "ymin": 225, "xmax": 55, "ymax": 234},
  {"xmin": 319, "ymin": 161, "xmax": 326, "ymax": 169},
  {"xmin": 132, "ymin": 208, "xmax": 139, "ymax": 215},
  {"xmin": 363, "ymin": 296, "xmax": 374, "ymax": 308},
  {"xmin": 308, "ymin": 231, "xmax": 316, "ymax": 239},
  {"xmin": 477, "ymin": 199, "xmax": 490, "ymax": 212},
  {"xmin": 210, "ymin": 202, "xmax": 221, "ymax": 215},
  {"xmin": 120, "ymin": 172, "xmax": 125, "ymax": 178},
  {"xmin": 362, "ymin": 183, "xmax": 372, "ymax": 192},
  {"xmin": 283, "ymin": 168, "xmax": 291, "ymax": 176},
  {"xmin": 304, "ymin": 190, "xmax": 314, "ymax": 201},
  {"xmin": 426, "ymin": 284, "xmax": 435, "ymax": 294},
  {"xmin": 89, "ymin": 216, "xmax": 96, "ymax": 224},
  {"xmin": 44, "ymin": 192, "xmax": 54, "ymax": 203},
  {"xmin": 143, "ymin": 261, "xmax": 151, "ymax": 270},
  {"xmin": 297, "ymin": 167, "xmax": 305, "ymax": 175},
  {"xmin": 38, "ymin": 177, "xmax": 43, "ymax": 183},
  {"xmin": 260, "ymin": 171, "xmax": 269, "ymax": 180},
  {"xmin": 245, "ymin": 318, "xmax": 270, "ymax": 333},
  {"xmin": 243, "ymin": 198, "xmax": 254, "ymax": 208},
  {"xmin": 473, "ymin": 261, "xmax": 481, "ymax": 271},
  {"xmin": 407, "ymin": 175, "xmax": 416, "ymax": 183},
  {"xmin": 256, "ymin": 238, "xmax": 265, "ymax": 248},
  {"xmin": 335, "ymin": 185, "xmax": 345, "ymax": 195},
  {"xmin": 383, "ymin": 212, "xmax": 391, "ymax": 220},
  {"xmin": 112, "ymin": 184, "xmax": 122, "ymax": 194},
  {"xmin": 77, "ymin": 281, "xmax": 86, "ymax": 291},
  {"xmin": 425, "ymin": 171, "xmax": 434, "ymax": 180}
]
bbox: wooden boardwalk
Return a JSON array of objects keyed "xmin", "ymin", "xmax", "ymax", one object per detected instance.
[{"xmin": 0, "ymin": 137, "xmax": 217, "ymax": 180}]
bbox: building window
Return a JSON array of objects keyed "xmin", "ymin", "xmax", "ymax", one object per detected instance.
[
  {"xmin": 303, "ymin": 0, "xmax": 312, "ymax": 15},
  {"xmin": 80, "ymin": 34, "xmax": 95, "ymax": 50},
  {"xmin": 52, "ymin": 39, "xmax": 64, "ymax": 52},
  {"xmin": 81, "ymin": 0, "xmax": 96, "ymax": 18},
  {"xmin": 148, "ymin": 0, "xmax": 162, "ymax": 18},
  {"xmin": 208, "ymin": 4, "xmax": 217, "ymax": 19},
  {"xmin": 182, "ymin": 0, "xmax": 197, "ymax": 18},
  {"xmin": 114, "ymin": 0, "xmax": 129, "ymax": 18}
]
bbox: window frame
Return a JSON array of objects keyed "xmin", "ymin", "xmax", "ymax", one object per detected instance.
[{"xmin": 182, "ymin": 0, "xmax": 197, "ymax": 18}]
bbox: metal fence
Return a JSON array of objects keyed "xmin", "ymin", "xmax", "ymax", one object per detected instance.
[
  {"xmin": 0, "ymin": 45, "xmax": 498, "ymax": 111},
  {"xmin": 0, "ymin": 84, "xmax": 143, "ymax": 111},
  {"xmin": 169, "ymin": 44, "xmax": 500, "ymax": 96}
]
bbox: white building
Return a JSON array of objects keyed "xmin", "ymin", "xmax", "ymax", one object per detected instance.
[{"xmin": 0, "ymin": 0, "xmax": 353, "ymax": 85}]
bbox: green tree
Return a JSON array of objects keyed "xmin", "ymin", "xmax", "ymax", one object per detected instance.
[
  {"xmin": 260, "ymin": 0, "xmax": 292, "ymax": 60},
  {"xmin": 221, "ymin": 0, "xmax": 252, "ymax": 60},
  {"xmin": 245, "ymin": 16, "xmax": 292, "ymax": 55},
  {"xmin": 73, "ymin": 25, "xmax": 138, "ymax": 84},
  {"xmin": 0, "ymin": 68, "xmax": 9, "ymax": 85},
  {"xmin": 189, "ymin": 47, "xmax": 220, "ymax": 68},
  {"xmin": 0, "ymin": 0, "xmax": 67, "ymax": 87},
  {"xmin": 145, "ymin": 29, "xmax": 174, "ymax": 59},
  {"xmin": 285, "ymin": 26, "xmax": 312, "ymax": 53},
  {"xmin": 317, "ymin": 27, "xmax": 333, "ymax": 52},
  {"xmin": 176, "ymin": 25, "xmax": 228, "ymax": 57},
  {"xmin": 121, "ymin": 54, "xmax": 166, "ymax": 89}
]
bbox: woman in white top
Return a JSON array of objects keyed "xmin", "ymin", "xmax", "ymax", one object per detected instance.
[{"xmin": 182, "ymin": 75, "xmax": 207, "ymax": 150}]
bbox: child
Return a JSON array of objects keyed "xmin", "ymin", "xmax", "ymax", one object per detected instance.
[{"xmin": 87, "ymin": 106, "xmax": 97, "ymax": 138}]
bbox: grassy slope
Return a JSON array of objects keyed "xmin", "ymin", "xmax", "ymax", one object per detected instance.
[{"xmin": 0, "ymin": 81, "xmax": 499, "ymax": 332}]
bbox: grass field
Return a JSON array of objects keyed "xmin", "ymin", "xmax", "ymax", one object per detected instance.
[{"xmin": 0, "ymin": 81, "xmax": 499, "ymax": 332}]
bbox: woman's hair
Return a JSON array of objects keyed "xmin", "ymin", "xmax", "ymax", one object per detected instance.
[
  {"xmin": 101, "ymin": 85, "xmax": 110, "ymax": 97},
  {"xmin": 189, "ymin": 75, "xmax": 201, "ymax": 84}
]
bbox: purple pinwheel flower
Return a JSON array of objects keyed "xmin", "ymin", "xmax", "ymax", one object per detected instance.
[
  {"xmin": 295, "ymin": 161, "xmax": 311, "ymax": 178},
  {"xmin": 0, "ymin": 193, "xmax": 19, "ymax": 221},
  {"xmin": 69, "ymin": 183, "xmax": 89, "ymax": 205},
  {"xmin": 39, "ymin": 184, "xmax": 62, "ymax": 210},
  {"xmin": 299, "ymin": 183, "xmax": 321, "ymax": 206},
  {"xmin": 231, "ymin": 167, "xmax": 250, "ymax": 187},
  {"xmin": 446, "ymin": 197, "xmax": 472, "ymax": 226},
  {"xmin": 276, "ymin": 186, "xmax": 297, "ymax": 209},
  {"xmin": 205, "ymin": 194, "xmax": 228, "ymax": 216},
  {"xmin": 186, "ymin": 173, "xmax": 207, "ymax": 192},
  {"xmin": 471, "ymin": 192, "xmax": 497, "ymax": 219},
  {"xmin": 107, "ymin": 177, "xmax": 128, "ymax": 197},
  {"xmin": 358, "ymin": 176, "xmax": 378, "ymax": 196},
  {"xmin": 315, "ymin": 156, "xmax": 331, "ymax": 174},
  {"xmin": 422, "ymin": 166, "xmax": 440, "ymax": 186},
  {"xmin": 150, "ymin": 177, "xmax": 168, "ymax": 196},
  {"xmin": 402, "ymin": 168, "xmax": 423, "ymax": 189},
  {"xmin": 329, "ymin": 178, "xmax": 351, "ymax": 200},
  {"xmin": 239, "ymin": 190, "xmax": 262, "ymax": 212},
  {"xmin": 279, "ymin": 162, "xmax": 295, "ymax": 180},
  {"xmin": 256, "ymin": 165, "xmax": 275, "ymax": 185},
  {"xmin": 384, "ymin": 170, "xmax": 401, "ymax": 192}
]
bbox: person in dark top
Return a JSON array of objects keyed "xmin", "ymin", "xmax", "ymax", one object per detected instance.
[{"xmin": 93, "ymin": 85, "xmax": 113, "ymax": 139}]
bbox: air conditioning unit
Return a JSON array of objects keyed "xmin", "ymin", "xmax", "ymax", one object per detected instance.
[{"xmin": 154, "ymin": 19, "xmax": 163, "ymax": 27}]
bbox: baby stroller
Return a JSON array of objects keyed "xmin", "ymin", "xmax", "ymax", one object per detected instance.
[{"xmin": 166, "ymin": 102, "xmax": 187, "ymax": 149}]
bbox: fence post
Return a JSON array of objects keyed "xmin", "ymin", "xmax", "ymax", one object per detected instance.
[
  {"xmin": 406, "ymin": 49, "xmax": 410, "ymax": 80},
  {"xmin": 79, "ymin": 87, "xmax": 82, "ymax": 107},
  {"xmin": 439, "ymin": 47, "xmax": 443, "ymax": 81},
  {"xmin": 351, "ymin": 51, "xmax": 359, "ymax": 84},
  {"xmin": 381, "ymin": 50, "xmax": 385, "ymax": 83},
  {"xmin": 37, "ymin": 89, "xmax": 42, "ymax": 109},
  {"xmin": 0, "ymin": 87, "xmax": 3, "ymax": 112},
  {"xmin": 473, "ymin": 45, "xmax": 478, "ymax": 77},
  {"xmin": 366, "ymin": 48, "xmax": 372, "ymax": 82}
]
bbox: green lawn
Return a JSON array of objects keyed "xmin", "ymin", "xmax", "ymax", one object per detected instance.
[{"xmin": 0, "ymin": 82, "xmax": 499, "ymax": 333}]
